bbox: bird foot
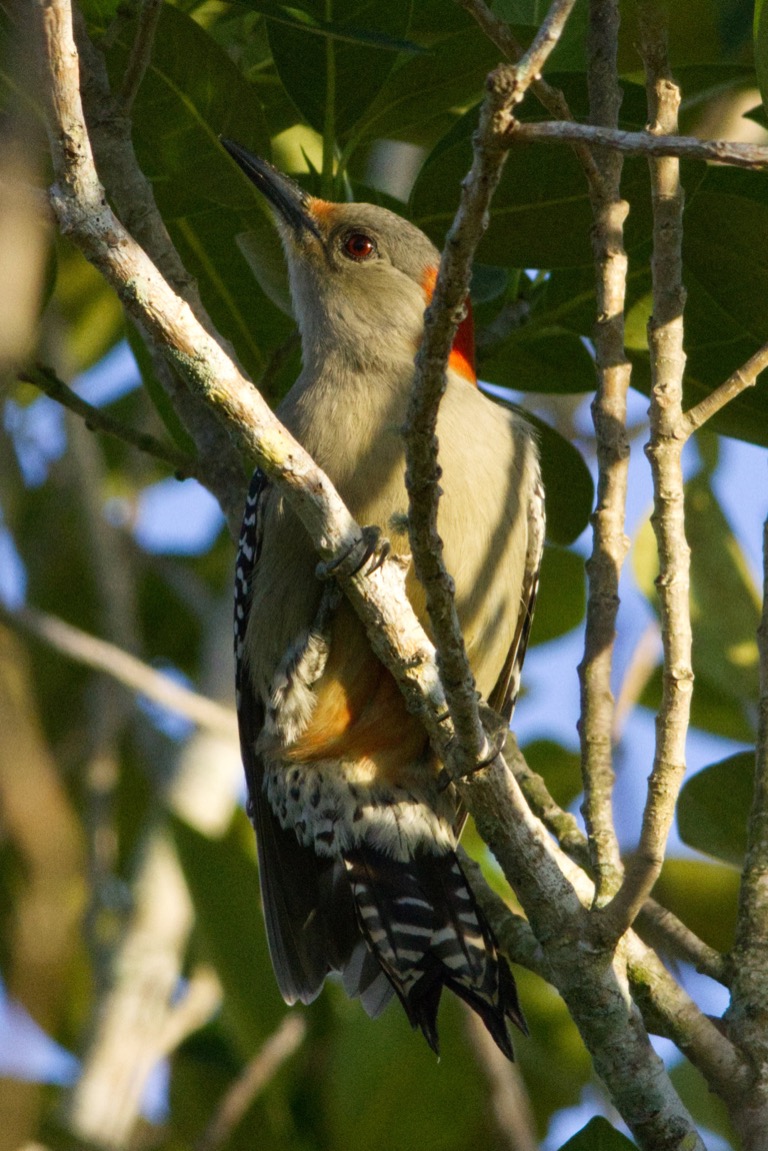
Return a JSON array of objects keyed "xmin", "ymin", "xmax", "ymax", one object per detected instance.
[
  {"xmin": 436, "ymin": 710, "xmax": 509, "ymax": 791},
  {"xmin": 316, "ymin": 526, "xmax": 390, "ymax": 582}
]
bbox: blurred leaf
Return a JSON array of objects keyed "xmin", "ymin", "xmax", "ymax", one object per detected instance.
[
  {"xmin": 266, "ymin": 0, "xmax": 413, "ymax": 138},
  {"xmin": 325, "ymin": 988, "xmax": 496, "ymax": 1150},
  {"xmin": 533, "ymin": 546, "xmax": 586, "ymax": 644},
  {"xmin": 172, "ymin": 811, "xmax": 287, "ymax": 1055},
  {"xmin": 50, "ymin": 241, "xmax": 124, "ymax": 373},
  {"xmin": 523, "ymin": 738, "xmax": 582, "ymax": 809},
  {"xmin": 634, "ymin": 469, "xmax": 760, "ymax": 710},
  {"xmin": 124, "ymin": 323, "xmax": 197, "ymax": 454},
  {"xmin": 558, "ymin": 1117, "xmax": 636, "ymax": 1149},
  {"xmin": 677, "ymin": 752, "xmax": 754, "ymax": 866},
  {"xmin": 352, "ymin": 17, "xmax": 501, "ymax": 145},
  {"xmin": 651, "ymin": 857, "xmax": 739, "ymax": 952}
]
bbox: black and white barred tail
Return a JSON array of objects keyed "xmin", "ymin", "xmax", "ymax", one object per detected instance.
[{"xmin": 343, "ymin": 844, "xmax": 526, "ymax": 1057}]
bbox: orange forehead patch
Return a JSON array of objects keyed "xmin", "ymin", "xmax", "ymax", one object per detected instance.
[
  {"xmin": 307, "ymin": 197, "xmax": 335, "ymax": 221},
  {"xmin": 421, "ymin": 267, "xmax": 477, "ymax": 385}
]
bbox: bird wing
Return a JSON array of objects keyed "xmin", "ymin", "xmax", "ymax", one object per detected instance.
[
  {"xmin": 235, "ymin": 469, "xmax": 359, "ymax": 1005},
  {"xmin": 489, "ymin": 474, "xmax": 546, "ymax": 721}
]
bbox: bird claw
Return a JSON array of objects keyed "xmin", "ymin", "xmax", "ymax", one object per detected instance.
[
  {"xmin": 316, "ymin": 526, "xmax": 390, "ymax": 582},
  {"xmin": 436, "ymin": 715, "xmax": 508, "ymax": 791}
]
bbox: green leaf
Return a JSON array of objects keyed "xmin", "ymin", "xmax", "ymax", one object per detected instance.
[
  {"xmin": 481, "ymin": 327, "xmax": 597, "ymax": 394},
  {"xmin": 523, "ymin": 739, "xmax": 582, "ymax": 809},
  {"xmin": 172, "ymin": 812, "xmax": 288, "ymax": 1056},
  {"xmin": 670, "ymin": 1057, "xmax": 741, "ymax": 1147},
  {"xmin": 106, "ymin": 5, "xmax": 295, "ymax": 383},
  {"xmin": 533, "ymin": 546, "xmax": 586, "ymax": 644},
  {"xmin": 673, "ymin": 166, "xmax": 768, "ymax": 446},
  {"xmin": 109, "ymin": 6, "xmax": 271, "ymax": 219},
  {"xmin": 558, "ymin": 1116, "xmax": 637, "ymax": 1150},
  {"xmin": 677, "ymin": 752, "xmax": 754, "ymax": 866},
  {"xmin": 640, "ymin": 664, "xmax": 756, "ymax": 743},
  {"xmin": 239, "ymin": 0, "xmax": 422, "ymax": 52},
  {"xmin": 491, "ymin": 402, "xmax": 594, "ymax": 545},
  {"xmin": 351, "ymin": 10, "xmax": 501, "ymax": 146},
  {"xmin": 266, "ymin": 0, "xmax": 413, "ymax": 138},
  {"xmin": 51, "ymin": 240, "xmax": 125, "ymax": 373},
  {"xmin": 124, "ymin": 322, "xmax": 196, "ymax": 454},
  {"xmin": 651, "ymin": 858, "xmax": 739, "ymax": 952}
]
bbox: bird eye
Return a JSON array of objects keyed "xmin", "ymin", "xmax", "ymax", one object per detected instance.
[{"xmin": 342, "ymin": 232, "xmax": 376, "ymax": 261}]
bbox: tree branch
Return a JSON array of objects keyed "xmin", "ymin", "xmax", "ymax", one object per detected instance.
[
  {"xmin": 599, "ymin": 5, "xmax": 693, "ymax": 939},
  {"xmin": 576, "ymin": 0, "xmax": 629, "ymax": 905},
  {"xmin": 506, "ymin": 735, "xmax": 730, "ymax": 985},
  {"xmin": 20, "ymin": 363, "xmax": 199, "ymax": 478},
  {"xmin": 457, "ymin": 0, "xmax": 603, "ymax": 192},
  {"xmin": 511, "ymin": 118, "xmax": 768, "ymax": 170},
  {"xmin": 406, "ymin": 0, "xmax": 580, "ymax": 772},
  {"xmin": 683, "ymin": 340, "xmax": 768, "ymax": 437},
  {"xmin": 73, "ymin": 11, "xmax": 246, "ymax": 531}
]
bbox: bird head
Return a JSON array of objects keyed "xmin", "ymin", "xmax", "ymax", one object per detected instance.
[{"xmin": 221, "ymin": 139, "xmax": 475, "ymax": 382}]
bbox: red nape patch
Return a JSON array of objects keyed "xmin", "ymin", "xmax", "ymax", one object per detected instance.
[{"xmin": 422, "ymin": 266, "xmax": 477, "ymax": 385}]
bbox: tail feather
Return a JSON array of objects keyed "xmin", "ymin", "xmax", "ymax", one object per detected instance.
[{"xmin": 342, "ymin": 846, "xmax": 524, "ymax": 1058}]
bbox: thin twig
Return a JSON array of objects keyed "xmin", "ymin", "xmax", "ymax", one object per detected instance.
[
  {"xmin": 406, "ymin": 0, "xmax": 581, "ymax": 774},
  {"xmin": 457, "ymin": 0, "xmax": 603, "ymax": 192},
  {"xmin": 194, "ymin": 1015, "xmax": 306, "ymax": 1151},
  {"xmin": 576, "ymin": 0, "xmax": 629, "ymax": 905},
  {"xmin": 600, "ymin": 3, "xmax": 692, "ymax": 940},
  {"xmin": 117, "ymin": 0, "xmax": 162, "ymax": 114},
  {"xmin": 1, "ymin": 602, "xmax": 237, "ymax": 737},
  {"xmin": 510, "ymin": 118, "xmax": 768, "ymax": 170},
  {"xmin": 683, "ymin": 340, "xmax": 768, "ymax": 437},
  {"xmin": 20, "ymin": 364, "xmax": 199, "ymax": 478}
]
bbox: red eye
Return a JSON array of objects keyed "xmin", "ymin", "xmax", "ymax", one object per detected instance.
[{"xmin": 343, "ymin": 232, "xmax": 376, "ymax": 261}]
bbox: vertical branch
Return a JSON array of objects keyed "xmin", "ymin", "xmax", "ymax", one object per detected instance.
[
  {"xmin": 601, "ymin": 5, "xmax": 691, "ymax": 936},
  {"xmin": 406, "ymin": 0, "xmax": 581, "ymax": 774},
  {"xmin": 727, "ymin": 517, "xmax": 768, "ymax": 1143},
  {"xmin": 577, "ymin": 0, "xmax": 630, "ymax": 903}
]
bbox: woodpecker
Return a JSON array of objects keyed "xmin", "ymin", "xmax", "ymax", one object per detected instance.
[{"xmin": 223, "ymin": 138, "xmax": 545, "ymax": 1059}]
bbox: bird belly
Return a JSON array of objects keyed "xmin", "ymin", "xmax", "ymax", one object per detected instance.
[{"xmin": 259, "ymin": 597, "xmax": 457, "ymax": 861}]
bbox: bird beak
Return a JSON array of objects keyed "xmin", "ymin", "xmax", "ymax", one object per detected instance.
[{"xmin": 220, "ymin": 138, "xmax": 322, "ymax": 242}]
